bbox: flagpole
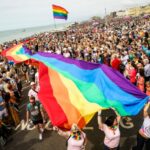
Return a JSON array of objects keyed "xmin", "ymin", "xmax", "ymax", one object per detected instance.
[
  {"xmin": 52, "ymin": 3, "xmax": 57, "ymax": 30},
  {"xmin": 105, "ymin": 8, "xmax": 107, "ymax": 25}
]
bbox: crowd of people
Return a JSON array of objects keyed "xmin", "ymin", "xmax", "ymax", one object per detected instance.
[
  {"xmin": 0, "ymin": 14, "xmax": 150, "ymax": 149},
  {"xmin": 1, "ymin": 15, "xmax": 150, "ymax": 94}
]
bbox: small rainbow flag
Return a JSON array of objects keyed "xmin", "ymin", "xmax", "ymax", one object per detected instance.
[{"xmin": 52, "ymin": 4, "xmax": 68, "ymax": 20}]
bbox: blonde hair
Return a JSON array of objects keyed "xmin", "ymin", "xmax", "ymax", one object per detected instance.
[{"xmin": 71, "ymin": 124, "xmax": 79, "ymax": 132}]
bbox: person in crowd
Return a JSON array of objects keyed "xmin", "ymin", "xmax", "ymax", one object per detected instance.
[
  {"xmin": 0, "ymin": 119, "xmax": 12, "ymax": 146},
  {"xmin": 111, "ymin": 55, "xmax": 121, "ymax": 71},
  {"xmin": 137, "ymin": 69, "xmax": 145, "ymax": 92},
  {"xmin": 35, "ymin": 70, "xmax": 40, "ymax": 92},
  {"xmin": 7, "ymin": 84, "xmax": 20, "ymax": 127},
  {"xmin": 146, "ymin": 81, "xmax": 150, "ymax": 96},
  {"xmin": 28, "ymin": 82, "xmax": 39, "ymax": 101},
  {"xmin": 128, "ymin": 61, "xmax": 137, "ymax": 85},
  {"xmin": 21, "ymin": 63, "xmax": 30, "ymax": 83},
  {"xmin": 132, "ymin": 101, "xmax": 150, "ymax": 150},
  {"xmin": 53, "ymin": 123, "xmax": 87, "ymax": 150},
  {"xmin": 28, "ymin": 65, "xmax": 36, "ymax": 82},
  {"xmin": 0, "ymin": 91, "xmax": 8, "ymax": 122},
  {"xmin": 0, "ymin": 78, "xmax": 4, "ymax": 91},
  {"xmin": 26, "ymin": 96, "xmax": 45, "ymax": 140},
  {"xmin": 144, "ymin": 59, "xmax": 150, "ymax": 82},
  {"xmin": 98, "ymin": 109, "xmax": 121, "ymax": 150}
]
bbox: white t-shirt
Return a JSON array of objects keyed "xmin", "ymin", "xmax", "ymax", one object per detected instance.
[
  {"xmin": 63, "ymin": 52, "xmax": 70, "ymax": 58},
  {"xmin": 28, "ymin": 89, "xmax": 39, "ymax": 101},
  {"xmin": 144, "ymin": 64, "xmax": 150, "ymax": 77},
  {"xmin": 121, "ymin": 55, "xmax": 129, "ymax": 65},
  {"xmin": 102, "ymin": 124, "xmax": 120, "ymax": 148},
  {"xmin": 56, "ymin": 50, "xmax": 61, "ymax": 54},
  {"xmin": 140, "ymin": 116, "xmax": 150, "ymax": 138}
]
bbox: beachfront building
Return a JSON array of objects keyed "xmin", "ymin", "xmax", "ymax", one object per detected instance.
[
  {"xmin": 116, "ymin": 5, "xmax": 150, "ymax": 17},
  {"xmin": 116, "ymin": 10, "xmax": 126, "ymax": 17}
]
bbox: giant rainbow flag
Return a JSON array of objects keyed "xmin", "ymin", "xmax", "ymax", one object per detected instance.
[
  {"xmin": 52, "ymin": 4, "xmax": 68, "ymax": 20},
  {"xmin": 31, "ymin": 52, "xmax": 149, "ymax": 129},
  {"xmin": 2, "ymin": 45, "xmax": 149, "ymax": 129}
]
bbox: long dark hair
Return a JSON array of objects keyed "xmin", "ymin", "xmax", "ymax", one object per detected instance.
[
  {"xmin": 139, "ymin": 68, "xmax": 145, "ymax": 77},
  {"xmin": 104, "ymin": 115, "xmax": 116, "ymax": 127}
]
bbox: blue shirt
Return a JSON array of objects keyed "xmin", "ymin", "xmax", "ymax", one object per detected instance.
[{"xmin": 0, "ymin": 96, "xmax": 5, "ymax": 111}]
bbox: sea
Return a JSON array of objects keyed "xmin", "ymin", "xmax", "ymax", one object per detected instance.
[{"xmin": 0, "ymin": 23, "xmax": 72, "ymax": 44}]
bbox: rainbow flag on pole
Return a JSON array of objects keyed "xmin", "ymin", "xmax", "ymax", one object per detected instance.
[{"xmin": 52, "ymin": 4, "xmax": 68, "ymax": 20}]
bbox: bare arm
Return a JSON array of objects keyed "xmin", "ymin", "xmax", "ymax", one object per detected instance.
[
  {"xmin": 143, "ymin": 102, "xmax": 150, "ymax": 118},
  {"xmin": 113, "ymin": 109, "xmax": 121, "ymax": 123},
  {"xmin": 26, "ymin": 110, "xmax": 30, "ymax": 123},
  {"xmin": 40, "ymin": 105, "xmax": 45, "ymax": 121},
  {"xmin": 53, "ymin": 126, "xmax": 70, "ymax": 139},
  {"xmin": 97, "ymin": 110, "xmax": 103, "ymax": 130},
  {"xmin": 0, "ymin": 101, "xmax": 5, "ymax": 106}
]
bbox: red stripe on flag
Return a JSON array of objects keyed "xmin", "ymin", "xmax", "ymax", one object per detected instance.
[
  {"xmin": 52, "ymin": 4, "xmax": 68, "ymax": 13},
  {"xmin": 38, "ymin": 63, "xmax": 68, "ymax": 127}
]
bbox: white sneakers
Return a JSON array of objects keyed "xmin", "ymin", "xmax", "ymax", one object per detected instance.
[{"xmin": 39, "ymin": 133, "xmax": 43, "ymax": 140}]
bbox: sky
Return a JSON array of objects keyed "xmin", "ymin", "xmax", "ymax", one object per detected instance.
[{"xmin": 0, "ymin": 0, "xmax": 149, "ymax": 31}]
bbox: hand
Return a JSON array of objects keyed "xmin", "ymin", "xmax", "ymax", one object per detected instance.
[
  {"xmin": 112, "ymin": 108, "xmax": 120, "ymax": 116},
  {"xmin": 53, "ymin": 126, "xmax": 59, "ymax": 131},
  {"xmin": 0, "ymin": 101, "xmax": 5, "ymax": 106},
  {"xmin": 98, "ymin": 110, "xmax": 102, "ymax": 116},
  {"xmin": 43, "ymin": 119, "xmax": 47, "ymax": 124}
]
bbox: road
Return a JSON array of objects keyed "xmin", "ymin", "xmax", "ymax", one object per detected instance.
[{"xmin": 3, "ymin": 82, "xmax": 144, "ymax": 150}]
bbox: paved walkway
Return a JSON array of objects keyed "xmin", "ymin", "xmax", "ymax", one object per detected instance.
[{"xmin": 3, "ymin": 82, "xmax": 144, "ymax": 150}]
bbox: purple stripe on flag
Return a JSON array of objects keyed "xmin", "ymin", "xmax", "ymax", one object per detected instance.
[
  {"xmin": 101, "ymin": 65, "xmax": 147, "ymax": 99},
  {"xmin": 54, "ymin": 16, "xmax": 67, "ymax": 20},
  {"xmin": 35, "ymin": 52, "xmax": 147, "ymax": 99},
  {"xmin": 37, "ymin": 52, "xmax": 99, "ymax": 70}
]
